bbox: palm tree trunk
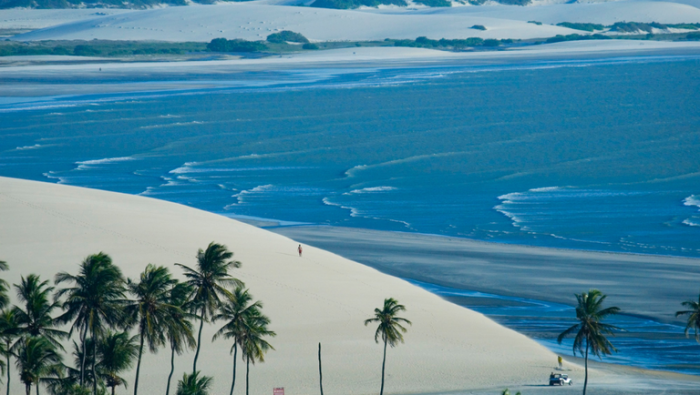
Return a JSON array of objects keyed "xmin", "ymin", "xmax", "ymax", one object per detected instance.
[
  {"xmin": 380, "ymin": 337, "xmax": 387, "ymax": 395},
  {"xmin": 92, "ymin": 331, "xmax": 98, "ymax": 395},
  {"xmin": 80, "ymin": 323, "xmax": 87, "ymax": 387},
  {"xmin": 583, "ymin": 339, "xmax": 589, "ymax": 395},
  {"xmin": 166, "ymin": 342, "xmax": 175, "ymax": 395},
  {"xmin": 318, "ymin": 342, "xmax": 324, "ymax": 395},
  {"xmin": 25, "ymin": 384, "xmax": 30, "ymax": 395},
  {"xmin": 193, "ymin": 307, "xmax": 205, "ymax": 374},
  {"xmin": 112, "ymin": 385, "xmax": 116, "ymax": 395},
  {"xmin": 134, "ymin": 330, "xmax": 145, "ymax": 395},
  {"xmin": 6, "ymin": 341, "xmax": 10, "ymax": 395},
  {"xmin": 229, "ymin": 343, "xmax": 238, "ymax": 395},
  {"xmin": 245, "ymin": 356, "xmax": 250, "ymax": 395},
  {"xmin": 35, "ymin": 381, "xmax": 39, "ymax": 395}
]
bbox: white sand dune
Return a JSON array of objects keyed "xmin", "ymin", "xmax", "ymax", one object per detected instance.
[
  {"xmin": 5, "ymin": 1, "xmax": 700, "ymax": 43},
  {"xmin": 8, "ymin": 3, "xmax": 587, "ymax": 42},
  {"xmin": 0, "ymin": 176, "xmax": 578, "ymax": 395},
  {"xmin": 0, "ymin": 8, "xmax": 133, "ymax": 30},
  {"xmin": 387, "ymin": 0, "xmax": 700, "ymax": 25}
]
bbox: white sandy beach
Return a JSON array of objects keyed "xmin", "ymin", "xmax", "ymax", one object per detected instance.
[{"xmin": 0, "ymin": 176, "xmax": 581, "ymax": 395}]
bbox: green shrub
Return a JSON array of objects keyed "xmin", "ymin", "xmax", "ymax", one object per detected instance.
[
  {"xmin": 471, "ymin": 25, "xmax": 486, "ymax": 31},
  {"xmin": 482, "ymin": 39, "xmax": 500, "ymax": 47},
  {"xmin": 267, "ymin": 30, "xmax": 309, "ymax": 44},
  {"xmin": 557, "ymin": 22, "xmax": 605, "ymax": 32},
  {"xmin": 206, "ymin": 38, "xmax": 267, "ymax": 52},
  {"xmin": 73, "ymin": 45, "xmax": 101, "ymax": 56},
  {"xmin": 413, "ymin": 0, "xmax": 451, "ymax": 6},
  {"xmin": 609, "ymin": 22, "xmax": 666, "ymax": 33},
  {"xmin": 527, "ymin": 21, "xmax": 542, "ymax": 25},
  {"xmin": 546, "ymin": 33, "xmax": 610, "ymax": 43},
  {"xmin": 687, "ymin": 32, "xmax": 700, "ymax": 40},
  {"xmin": 302, "ymin": 43, "xmax": 319, "ymax": 50}
]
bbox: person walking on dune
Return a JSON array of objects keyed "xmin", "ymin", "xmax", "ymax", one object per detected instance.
[{"xmin": 298, "ymin": 244, "xmax": 303, "ymax": 257}]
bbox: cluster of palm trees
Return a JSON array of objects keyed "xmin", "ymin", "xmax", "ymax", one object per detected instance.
[
  {"xmin": 0, "ymin": 242, "xmax": 276, "ymax": 395},
  {"xmin": 557, "ymin": 288, "xmax": 700, "ymax": 395}
]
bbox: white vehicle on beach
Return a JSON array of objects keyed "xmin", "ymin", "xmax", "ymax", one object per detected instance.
[{"xmin": 549, "ymin": 373, "xmax": 572, "ymax": 386}]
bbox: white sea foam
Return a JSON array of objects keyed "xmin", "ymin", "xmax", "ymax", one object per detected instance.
[
  {"xmin": 141, "ymin": 121, "xmax": 204, "ymax": 130},
  {"xmin": 344, "ymin": 186, "xmax": 397, "ymax": 195},
  {"xmin": 529, "ymin": 186, "xmax": 562, "ymax": 193},
  {"xmin": 683, "ymin": 195, "xmax": 700, "ymax": 210},
  {"xmin": 682, "ymin": 218, "xmax": 700, "ymax": 227},
  {"xmin": 75, "ymin": 156, "xmax": 136, "ymax": 170},
  {"xmin": 14, "ymin": 144, "xmax": 46, "ymax": 151},
  {"xmin": 42, "ymin": 171, "xmax": 68, "ymax": 184},
  {"xmin": 226, "ymin": 184, "xmax": 275, "ymax": 207}
]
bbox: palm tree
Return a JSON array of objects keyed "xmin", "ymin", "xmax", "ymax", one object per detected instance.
[
  {"xmin": 364, "ymin": 298, "xmax": 411, "ymax": 395},
  {"xmin": 0, "ymin": 261, "xmax": 9, "ymax": 311},
  {"xmin": 176, "ymin": 371, "xmax": 213, "ymax": 395},
  {"xmin": 13, "ymin": 275, "xmax": 67, "ymax": 349},
  {"xmin": 124, "ymin": 264, "xmax": 177, "ymax": 395},
  {"xmin": 557, "ymin": 289, "xmax": 620, "ymax": 395},
  {"xmin": 676, "ymin": 292, "xmax": 700, "ymax": 343},
  {"xmin": 212, "ymin": 287, "xmax": 262, "ymax": 395},
  {"xmin": 0, "ymin": 310, "xmax": 19, "ymax": 395},
  {"xmin": 97, "ymin": 331, "xmax": 139, "ymax": 395},
  {"xmin": 238, "ymin": 312, "xmax": 275, "ymax": 395},
  {"xmin": 14, "ymin": 336, "xmax": 63, "ymax": 395},
  {"xmin": 164, "ymin": 282, "xmax": 196, "ymax": 395},
  {"xmin": 55, "ymin": 252, "xmax": 127, "ymax": 394},
  {"xmin": 175, "ymin": 242, "xmax": 243, "ymax": 373}
]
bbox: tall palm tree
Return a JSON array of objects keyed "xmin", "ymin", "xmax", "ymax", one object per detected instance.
[
  {"xmin": 97, "ymin": 331, "xmax": 139, "ymax": 395},
  {"xmin": 557, "ymin": 289, "xmax": 620, "ymax": 395},
  {"xmin": 0, "ymin": 310, "xmax": 19, "ymax": 395},
  {"xmin": 0, "ymin": 261, "xmax": 9, "ymax": 311},
  {"xmin": 175, "ymin": 242, "xmax": 243, "ymax": 373},
  {"xmin": 212, "ymin": 287, "xmax": 262, "ymax": 395},
  {"xmin": 176, "ymin": 371, "xmax": 213, "ymax": 395},
  {"xmin": 13, "ymin": 275, "xmax": 67, "ymax": 349},
  {"xmin": 55, "ymin": 252, "xmax": 127, "ymax": 394},
  {"xmin": 676, "ymin": 292, "xmax": 700, "ymax": 343},
  {"xmin": 239, "ymin": 316, "xmax": 275, "ymax": 395},
  {"xmin": 364, "ymin": 298, "xmax": 411, "ymax": 395},
  {"xmin": 164, "ymin": 282, "xmax": 196, "ymax": 395},
  {"xmin": 124, "ymin": 264, "xmax": 177, "ymax": 395},
  {"xmin": 14, "ymin": 336, "xmax": 63, "ymax": 395}
]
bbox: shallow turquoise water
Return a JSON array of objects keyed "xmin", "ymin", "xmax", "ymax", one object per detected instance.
[{"xmin": 1, "ymin": 56, "xmax": 699, "ymax": 257}]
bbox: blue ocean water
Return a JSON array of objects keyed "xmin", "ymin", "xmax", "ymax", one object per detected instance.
[
  {"xmin": 411, "ymin": 280, "xmax": 700, "ymax": 376},
  {"xmin": 1, "ymin": 56, "xmax": 699, "ymax": 257}
]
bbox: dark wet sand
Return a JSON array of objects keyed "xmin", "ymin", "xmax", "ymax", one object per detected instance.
[{"xmin": 270, "ymin": 226, "xmax": 700, "ymax": 325}]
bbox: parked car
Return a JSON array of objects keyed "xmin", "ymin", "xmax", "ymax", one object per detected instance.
[{"xmin": 549, "ymin": 373, "xmax": 572, "ymax": 386}]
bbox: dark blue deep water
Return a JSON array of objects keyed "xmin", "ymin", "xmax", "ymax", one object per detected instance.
[{"xmin": 2, "ymin": 56, "xmax": 699, "ymax": 258}]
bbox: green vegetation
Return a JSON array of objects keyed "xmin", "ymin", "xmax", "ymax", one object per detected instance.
[
  {"xmin": 471, "ymin": 24, "xmax": 487, "ymax": 31},
  {"xmin": 546, "ymin": 34, "xmax": 610, "ymax": 44},
  {"xmin": 365, "ymin": 298, "xmax": 411, "ymax": 395},
  {"xmin": 206, "ymin": 38, "xmax": 267, "ymax": 53},
  {"xmin": 676, "ymin": 293, "xmax": 700, "ymax": 343},
  {"xmin": 309, "ymin": 0, "xmax": 406, "ymax": 9},
  {"xmin": 527, "ymin": 21, "xmax": 542, "ymax": 26},
  {"xmin": 413, "ymin": 0, "xmax": 451, "ymax": 6},
  {"xmin": 392, "ymin": 36, "xmax": 513, "ymax": 50},
  {"xmin": 176, "ymin": 371, "xmax": 213, "ymax": 395},
  {"xmin": 0, "ymin": 40, "xmax": 206, "ymax": 57},
  {"xmin": 302, "ymin": 43, "xmax": 319, "ymax": 50},
  {"xmin": 557, "ymin": 290, "xmax": 620, "ymax": 395},
  {"xmin": 557, "ymin": 22, "xmax": 605, "ymax": 32},
  {"xmin": 266, "ymin": 30, "xmax": 309, "ymax": 44},
  {"xmin": 687, "ymin": 32, "xmax": 700, "ymax": 40},
  {"xmin": 609, "ymin": 21, "xmax": 666, "ymax": 33}
]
